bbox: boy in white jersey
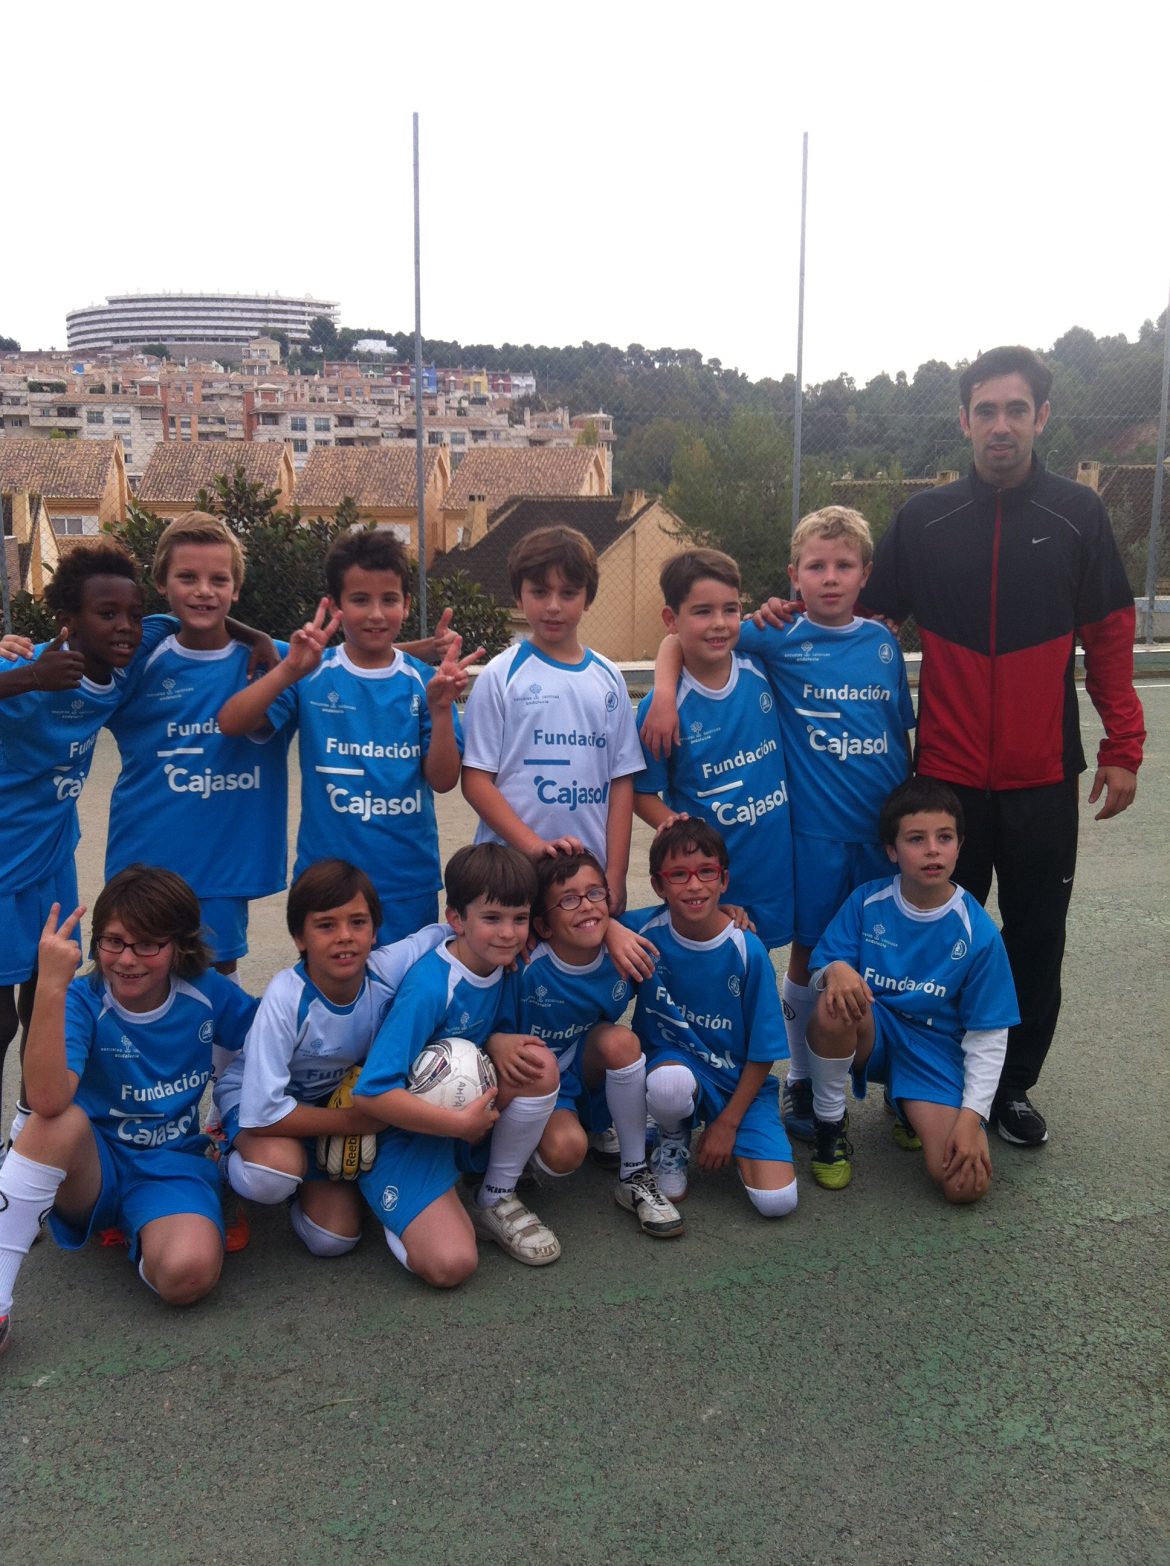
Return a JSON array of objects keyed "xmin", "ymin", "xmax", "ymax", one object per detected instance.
[
  {"xmin": 105, "ymin": 513, "xmax": 290, "ymax": 984},
  {"xmin": 491, "ymin": 851, "xmax": 683, "ymax": 1238},
  {"xmin": 806, "ymin": 778, "xmax": 1019, "ymax": 1201},
  {"xmin": 642, "ymin": 510, "xmax": 914, "ymax": 1147},
  {"xmin": 353, "ymin": 845, "xmax": 562, "ymax": 1280},
  {"xmin": 461, "ymin": 526, "xmax": 643, "ymax": 918},
  {"xmin": 218, "ymin": 529, "xmax": 479, "ymax": 944},
  {"xmin": 630, "ymin": 820, "xmax": 797, "ymax": 1219},
  {"xmin": 633, "ymin": 548, "xmax": 794, "ymax": 950},
  {"xmin": 214, "ymin": 860, "xmax": 448, "ymax": 1259},
  {"xmin": 0, "ymin": 868, "xmax": 258, "ymax": 1355}
]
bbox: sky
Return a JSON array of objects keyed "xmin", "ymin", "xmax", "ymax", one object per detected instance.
[{"xmin": 6, "ymin": 1, "xmax": 1168, "ymax": 387}]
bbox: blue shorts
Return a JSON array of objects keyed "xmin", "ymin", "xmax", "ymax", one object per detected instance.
[
  {"xmin": 849, "ymin": 1018, "xmax": 889, "ymax": 1100},
  {"xmin": 375, "ymin": 890, "xmax": 441, "ymax": 948},
  {"xmin": 221, "ymin": 1104, "xmax": 332, "ymax": 1185},
  {"xmin": 648, "ymin": 1054, "xmax": 793, "ymax": 1163},
  {"xmin": 48, "ymin": 1130, "xmax": 224, "ymax": 1261},
  {"xmin": 199, "ymin": 897, "xmax": 249, "ymax": 964},
  {"xmin": 793, "ymin": 835, "xmax": 890, "ymax": 949},
  {"xmin": 358, "ymin": 1128, "xmax": 458, "ymax": 1237},
  {"xmin": 873, "ymin": 1006, "xmax": 963, "ymax": 1110},
  {"xmin": 0, "ymin": 861, "xmax": 80, "ymax": 986}
]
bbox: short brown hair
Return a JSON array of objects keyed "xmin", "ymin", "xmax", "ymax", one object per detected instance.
[
  {"xmin": 959, "ymin": 346, "xmax": 1052, "ymax": 413},
  {"xmin": 648, "ymin": 818, "xmax": 729, "ymax": 878},
  {"xmin": 790, "ymin": 506, "xmax": 873, "ymax": 568},
  {"xmin": 507, "ymin": 526, "xmax": 599, "ymax": 606},
  {"xmin": 90, "ymin": 865, "xmax": 211, "ymax": 980},
  {"xmin": 444, "ymin": 843, "xmax": 537, "ymax": 917},
  {"xmin": 153, "ymin": 512, "xmax": 245, "ymax": 592},
  {"xmin": 326, "ymin": 527, "xmax": 413, "ymax": 602},
  {"xmin": 534, "ymin": 849, "xmax": 607, "ymax": 921},
  {"xmin": 659, "ymin": 548, "xmax": 741, "ymax": 612},
  {"xmin": 285, "ymin": 859, "xmax": 382, "ymax": 940},
  {"xmin": 878, "ymin": 778, "xmax": 965, "ymax": 845}
]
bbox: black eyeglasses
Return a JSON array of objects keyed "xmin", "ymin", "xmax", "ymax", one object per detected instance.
[
  {"xmin": 658, "ymin": 864, "xmax": 723, "ymax": 887},
  {"xmin": 547, "ymin": 885, "xmax": 609, "ymax": 913},
  {"xmin": 95, "ymin": 935, "xmax": 172, "ymax": 958}
]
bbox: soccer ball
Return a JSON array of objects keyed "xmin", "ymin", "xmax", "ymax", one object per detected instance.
[{"xmin": 407, "ymin": 1036, "xmax": 497, "ymax": 1111}]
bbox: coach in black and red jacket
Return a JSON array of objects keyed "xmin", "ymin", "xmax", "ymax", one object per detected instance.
[{"xmin": 862, "ymin": 344, "xmax": 1146, "ymax": 1147}]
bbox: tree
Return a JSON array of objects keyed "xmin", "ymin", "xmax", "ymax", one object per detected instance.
[
  {"xmin": 140, "ymin": 343, "xmax": 170, "ymax": 360},
  {"xmin": 0, "ymin": 334, "xmax": 19, "ymax": 353},
  {"xmin": 308, "ymin": 315, "xmax": 338, "ymax": 356}
]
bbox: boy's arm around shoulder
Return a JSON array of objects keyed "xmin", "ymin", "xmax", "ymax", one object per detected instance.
[{"xmin": 23, "ymin": 904, "xmax": 86, "ymax": 1118}]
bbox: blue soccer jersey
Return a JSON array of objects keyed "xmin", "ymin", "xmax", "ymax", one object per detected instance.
[
  {"xmin": 462, "ymin": 640, "xmax": 643, "ymax": 867},
  {"xmin": 0, "ymin": 619, "xmax": 170, "ymax": 894},
  {"xmin": 216, "ymin": 924, "xmax": 449, "ymax": 1127},
  {"xmin": 634, "ymin": 654, "xmax": 795, "ymax": 947},
  {"xmin": 264, "ymin": 644, "xmax": 456, "ymax": 910},
  {"xmin": 811, "ymin": 876, "xmax": 1019, "ymax": 1107},
  {"xmin": 105, "ymin": 636, "xmax": 291, "ymax": 899},
  {"xmin": 355, "ymin": 942, "xmax": 507, "ymax": 1099},
  {"xmin": 737, "ymin": 615, "xmax": 914, "ymax": 842},
  {"xmin": 64, "ymin": 968, "xmax": 258, "ymax": 1152},
  {"xmin": 630, "ymin": 910, "xmax": 787, "ymax": 1095},
  {"xmin": 498, "ymin": 942, "xmax": 633, "ymax": 1079}
]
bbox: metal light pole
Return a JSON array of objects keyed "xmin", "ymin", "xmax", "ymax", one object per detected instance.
[
  {"xmin": 413, "ymin": 111, "xmax": 428, "ymax": 635},
  {"xmin": 1144, "ymin": 279, "xmax": 1170, "ymax": 645},
  {"xmin": 792, "ymin": 132, "xmax": 808, "ymax": 536}
]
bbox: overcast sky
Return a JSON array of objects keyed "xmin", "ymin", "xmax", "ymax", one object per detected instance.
[{"xmin": 6, "ymin": 1, "xmax": 1167, "ymax": 385}]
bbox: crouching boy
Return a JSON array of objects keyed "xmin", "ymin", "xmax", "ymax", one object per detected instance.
[
  {"xmin": 352, "ymin": 845, "xmax": 562, "ymax": 1283},
  {"xmin": 632, "ymin": 821, "xmax": 797, "ymax": 1218},
  {"xmin": 806, "ymin": 778, "xmax": 1019, "ymax": 1201}
]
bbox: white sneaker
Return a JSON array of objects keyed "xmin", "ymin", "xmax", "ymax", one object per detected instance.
[
  {"xmin": 650, "ymin": 1127, "xmax": 691, "ymax": 1202},
  {"xmin": 614, "ymin": 1167, "xmax": 684, "ymax": 1238},
  {"xmin": 587, "ymin": 1126, "xmax": 620, "ymax": 1170},
  {"xmin": 473, "ymin": 1192, "xmax": 562, "ymax": 1266}
]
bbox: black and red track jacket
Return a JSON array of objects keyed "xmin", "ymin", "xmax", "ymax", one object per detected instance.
[{"xmin": 862, "ymin": 460, "xmax": 1146, "ymax": 791}]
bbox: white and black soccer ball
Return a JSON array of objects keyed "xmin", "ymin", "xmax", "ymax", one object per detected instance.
[{"xmin": 407, "ymin": 1036, "xmax": 497, "ymax": 1111}]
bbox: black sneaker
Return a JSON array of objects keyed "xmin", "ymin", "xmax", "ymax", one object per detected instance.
[
  {"xmin": 993, "ymin": 1094, "xmax": 1048, "ymax": 1146},
  {"xmin": 811, "ymin": 1116, "xmax": 853, "ymax": 1190}
]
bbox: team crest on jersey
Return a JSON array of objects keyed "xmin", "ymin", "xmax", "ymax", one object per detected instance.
[
  {"xmin": 199, "ymin": 1020, "xmax": 214, "ymax": 1043},
  {"xmin": 801, "ymin": 641, "xmax": 813, "ymax": 654},
  {"xmin": 878, "ymin": 643, "xmax": 893, "ymax": 663},
  {"xmin": 458, "ymin": 1011, "xmax": 470, "ymax": 1029},
  {"xmin": 163, "ymin": 677, "xmax": 176, "ymax": 691},
  {"xmin": 759, "ymin": 691, "xmax": 773, "ymax": 714},
  {"xmin": 612, "ymin": 980, "xmax": 628, "ymax": 1003},
  {"xmin": 873, "ymin": 923, "xmax": 886, "ymax": 937},
  {"xmin": 410, "ymin": 694, "xmax": 421, "ymax": 715},
  {"xmin": 536, "ymin": 985, "xmax": 548, "ymax": 1000},
  {"xmin": 690, "ymin": 721, "xmax": 704, "ymax": 737},
  {"xmin": 529, "ymin": 684, "xmax": 542, "ymax": 696},
  {"xmin": 950, "ymin": 940, "xmax": 968, "ymax": 961},
  {"xmin": 328, "ymin": 691, "xmax": 341, "ymax": 705},
  {"xmin": 380, "ymin": 1186, "xmax": 399, "ymax": 1212},
  {"xmin": 728, "ymin": 974, "xmax": 742, "ymax": 996},
  {"xmin": 604, "ymin": 690, "xmax": 618, "ymax": 712}
]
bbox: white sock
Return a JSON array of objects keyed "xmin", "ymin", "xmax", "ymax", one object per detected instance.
[
  {"xmin": 808, "ymin": 1047, "xmax": 853, "ymax": 1124},
  {"xmin": 477, "ymin": 1089, "xmax": 558, "ymax": 1208},
  {"xmin": 138, "ymin": 1257, "xmax": 160, "ymax": 1296},
  {"xmin": 530, "ymin": 1150, "xmax": 570, "ymax": 1179},
  {"xmin": 0, "ymin": 1149, "xmax": 66, "ymax": 1316},
  {"xmin": 384, "ymin": 1226, "xmax": 413, "ymax": 1273},
  {"xmin": 744, "ymin": 1181, "xmax": 799, "ymax": 1219},
  {"xmin": 289, "ymin": 1201, "xmax": 359, "ymax": 1258},
  {"xmin": 226, "ymin": 1152, "xmax": 300, "ymax": 1205},
  {"xmin": 782, "ymin": 977, "xmax": 815, "ymax": 1081},
  {"xmin": 605, "ymin": 1056, "xmax": 650, "ymax": 1180},
  {"xmin": 6, "ymin": 1101, "xmax": 31, "ymax": 1146},
  {"xmin": 645, "ymin": 1063, "xmax": 697, "ymax": 1133}
]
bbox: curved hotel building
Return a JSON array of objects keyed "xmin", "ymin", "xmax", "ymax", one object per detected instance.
[{"xmin": 66, "ymin": 292, "xmax": 338, "ymax": 353}]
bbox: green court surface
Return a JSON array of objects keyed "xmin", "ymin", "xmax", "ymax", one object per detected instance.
[{"xmin": 2, "ymin": 686, "xmax": 1167, "ymax": 1565}]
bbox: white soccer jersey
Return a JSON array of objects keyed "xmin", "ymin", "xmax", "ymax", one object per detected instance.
[
  {"xmin": 462, "ymin": 640, "xmax": 643, "ymax": 866},
  {"xmin": 216, "ymin": 924, "xmax": 449, "ymax": 1127}
]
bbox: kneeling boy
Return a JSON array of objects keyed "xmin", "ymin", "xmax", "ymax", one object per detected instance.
[
  {"xmin": 806, "ymin": 778, "xmax": 1019, "ymax": 1202},
  {"xmin": 494, "ymin": 851, "xmax": 683, "ymax": 1238},
  {"xmin": 631, "ymin": 821, "xmax": 797, "ymax": 1218},
  {"xmin": 215, "ymin": 860, "xmax": 449, "ymax": 1258}
]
